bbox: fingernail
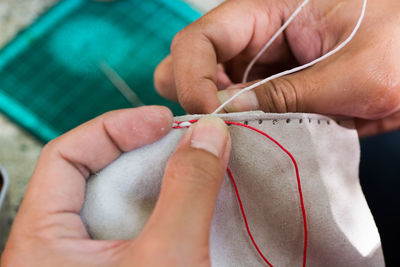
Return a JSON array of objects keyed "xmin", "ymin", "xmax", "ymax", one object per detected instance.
[
  {"xmin": 190, "ymin": 117, "xmax": 228, "ymax": 158},
  {"xmin": 217, "ymin": 88, "xmax": 259, "ymax": 112}
]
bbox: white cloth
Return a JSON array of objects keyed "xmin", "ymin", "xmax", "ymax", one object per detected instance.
[{"xmin": 81, "ymin": 111, "xmax": 384, "ymax": 266}]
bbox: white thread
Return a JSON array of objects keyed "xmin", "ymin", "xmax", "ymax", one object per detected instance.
[
  {"xmin": 212, "ymin": 0, "xmax": 368, "ymax": 115},
  {"xmin": 242, "ymin": 0, "xmax": 310, "ymax": 83},
  {"xmin": 172, "ymin": 121, "xmax": 193, "ymax": 127},
  {"xmin": 179, "ymin": 121, "xmax": 193, "ymax": 127}
]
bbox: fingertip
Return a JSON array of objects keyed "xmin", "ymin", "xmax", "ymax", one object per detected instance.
[
  {"xmin": 145, "ymin": 105, "xmax": 174, "ymax": 128},
  {"xmin": 139, "ymin": 105, "xmax": 174, "ymax": 136},
  {"xmin": 189, "ymin": 116, "xmax": 229, "ymax": 158},
  {"xmin": 104, "ymin": 106, "xmax": 174, "ymax": 151},
  {"xmin": 174, "ymin": 116, "xmax": 231, "ymax": 166}
]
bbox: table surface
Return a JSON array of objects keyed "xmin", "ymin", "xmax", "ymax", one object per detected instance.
[
  {"xmin": 0, "ymin": 0, "xmax": 222, "ymax": 253},
  {"xmin": 0, "ymin": 0, "xmax": 57, "ymax": 253}
]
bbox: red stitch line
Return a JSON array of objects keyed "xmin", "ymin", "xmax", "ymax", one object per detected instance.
[
  {"xmin": 227, "ymin": 121, "xmax": 308, "ymax": 267},
  {"xmin": 227, "ymin": 167, "xmax": 273, "ymax": 267},
  {"xmin": 173, "ymin": 120, "xmax": 308, "ymax": 267}
]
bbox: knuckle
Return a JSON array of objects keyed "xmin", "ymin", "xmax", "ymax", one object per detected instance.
[
  {"xmin": 178, "ymin": 89, "xmax": 195, "ymax": 111},
  {"xmin": 360, "ymin": 70, "xmax": 400, "ymax": 119},
  {"xmin": 170, "ymin": 28, "xmax": 189, "ymax": 53},
  {"xmin": 257, "ymin": 77, "xmax": 299, "ymax": 113},
  {"xmin": 362, "ymin": 85, "xmax": 400, "ymax": 119},
  {"xmin": 42, "ymin": 138, "xmax": 60, "ymax": 155},
  {"xmin": 350, "ymin": 32, "xmax": 400, "ymax": 119},
  {"xmin": 171, "ymin": 18, "xmax": 202, "ymax": 54}
]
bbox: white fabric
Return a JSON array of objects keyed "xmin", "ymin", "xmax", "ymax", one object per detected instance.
[{"xmin": 81, "ymin": 111, "xmax": 384, "ymax": 266}]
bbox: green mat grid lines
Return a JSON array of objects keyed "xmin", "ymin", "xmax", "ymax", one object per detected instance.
[{"xmin": 0, "ymin": 0, "xmax": 200, "ymax": 141}]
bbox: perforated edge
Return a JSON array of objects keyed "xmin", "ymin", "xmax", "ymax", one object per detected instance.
[{"xmin": 174, "ymin": 111, "xmax": 354, "ymax": 128}]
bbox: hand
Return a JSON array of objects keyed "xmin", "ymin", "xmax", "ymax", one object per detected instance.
[
  {"xmin": 154, "ymin": 0, "xmax": 400, "ymax": 136},
  {"xmin": 1, "ymin": 106, "xmax": 231, "ymax": 267}
]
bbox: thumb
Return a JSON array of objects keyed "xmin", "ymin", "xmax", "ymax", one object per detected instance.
[
  {"xmin": 216, "ymin": 72, "xmax": 311, "ymax": 113},
  {"xmin": 215, "ymin": 57, "xmax": 389, "ymax": 118},
  {"xmin": 139, "ymin": 116, "xmax": 231, "ymax": 249}
]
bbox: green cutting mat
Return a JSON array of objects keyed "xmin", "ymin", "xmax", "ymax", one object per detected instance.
[{"xmin": 0, "ymin": 0, "xmax": 201, "ymax": 141}]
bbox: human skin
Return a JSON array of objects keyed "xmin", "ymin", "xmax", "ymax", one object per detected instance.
[
  {"xmin": 1, "ymin": 106, "xmax": 231, "ymax": 267},
  {"xmin": 154, "ymin": 0, "xmax": 400, "ymax": 136}
]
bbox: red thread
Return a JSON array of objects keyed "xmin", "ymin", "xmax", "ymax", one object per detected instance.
[
  {"xmin": 226, "ymin": 121, "xmax": 308, "ymax": 267},
  {"xmin": 173, "ymin": 120, "xmax": 308, "ymax": 267},
  {"xmin": 226, "ymin": 167, "xmax": 273, "ymax": 267}
]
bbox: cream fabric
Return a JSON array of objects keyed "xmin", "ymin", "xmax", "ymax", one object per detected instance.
[{"xmin": 81, "ymin": 111, "xmax": 384, "ymax": 266}]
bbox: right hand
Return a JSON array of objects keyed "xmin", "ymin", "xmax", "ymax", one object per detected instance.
[{"xmin": 154, "ymin": 0, "xmax": 400, "ymax": 136}]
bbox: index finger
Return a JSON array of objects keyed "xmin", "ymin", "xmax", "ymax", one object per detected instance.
[
  {"xmin": 171, "ymin": 1, "xmax": 257, "ymax": 113},
  {"xmin": 22, "ymin": 106, "xmax": 173, "ymax": 216}
]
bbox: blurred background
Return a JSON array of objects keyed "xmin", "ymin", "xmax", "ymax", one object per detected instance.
[
  {"xmin": 0, "ymin": 0, "xmax": 398, "ymax": 266},
  {"xmin": 0, "ymin": 0, "xmax": 222, "ymax": 253}
]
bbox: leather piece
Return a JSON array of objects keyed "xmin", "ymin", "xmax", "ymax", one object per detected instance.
[{"xmin": 81, "ymin": 111, "xmax": 384, "ymax": 266}]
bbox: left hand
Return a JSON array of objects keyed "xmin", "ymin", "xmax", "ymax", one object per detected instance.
[{"xmin": 1, "ymin": 106, "xmax": 231, "ymax": 267}]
